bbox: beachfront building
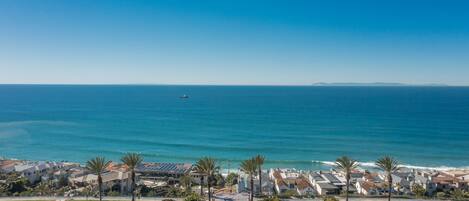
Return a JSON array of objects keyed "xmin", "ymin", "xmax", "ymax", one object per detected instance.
[
  {"xmin": 355, "ymin": 180, "xmax": 384, "ymax": 195},
  {"xmin": 332, "ymin": 169, "xmax": 364, "ymax": 184},
  {"xmin": 13, "ymin": 161, "xmax": 76, "ymax": 183},
  {"xmin": 270, "ymin": 169, "xmax": 291, "ymax": 193},
  {"xmin": 391, "ymin": 172, "xmax": 414, "ymax": 195},
  {"xmin": 430, "ymin": 171, "xmax": 469, "ymax": 192},
  {"xmin": 323, "ymin": 172, "xmax": 347, "ymax": 189},
  {"xmin": 413, "ymin": 171, "xmax": 437, "ymax": 195},
  {"xmin": 0, "ymin": 159, "xmax": 25, "ymax": 173},
  {"xmin": 135, "ymin": 162, "xmax": 192, "ymax": 186},
  {"xmin": 295, "ymin": 176, "xmax": 315, "ymax": 196},
  {"xmin": 316, "ymin": 182, "xmax": 340, "ymax": 195},
  {"xmin": 66, "ymin": 166, "xmax": 88, "ymax": 179},
  {"xmin": 308, "ymin": 172, "xmax": 326, "ymax": 186},
  {"xmin": 269, "ymin": 168, "xmax": 317, "ymax": 196},
  {"xmin": 441, "ymin": 170, "xmax": 469, "ymax": 190},
  {"xmin": 71, "ymin": 170, "xmax": 131, "ymax": 193},
  {"xmin": 237, "ymin": 171, "xmax": 273, "ymax": 195},
  {"xmin": 270, "ymin": 168, "xmax": 307, "ymax": 194},
  {"xmin": 309, "ymin": 172, "xmax": 333, "ymax": 195},
  {"xmin": 307, "ymin": 171, "xmax": 353, "ymax": 195},
  {"xmin": 376, "ymin": 171, "xmax": 413, "ymax": 195},
  {"xmin": 354, "ymin": 172, "xmax": 386, "ymax": 196}
]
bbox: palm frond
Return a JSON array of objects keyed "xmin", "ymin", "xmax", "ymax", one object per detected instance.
[
  {"xmin": 121, "ymin": 153, "xmax": 143, "ymax": 169},
  {"xmin": 254, "ymin": 154, "xmax": 265, "ymax": 166},
  {"xmin": 86, "ymin": 157, "xmax": 111, "ymax": 175},
  {"xmin": 375, "ymin": 156, "xmax": 400, "ymax": 173},
  {"xmin": 335, "ymin": 156, "xmax": 359, "ymax": 172},
  {"xmin": 195, "ymin": 157, "xmax": 219, "ymax": 176},
  {"xmin": 240, "ymin": 158, "xmax": 258, "ymax": 175}
]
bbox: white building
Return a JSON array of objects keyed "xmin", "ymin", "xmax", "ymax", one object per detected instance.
[
  {"xmin": 14, "ymin": 161, "xmax": 72, "ymax": 183},
  {"xmin": 237, "ymin": 171, "xmax": 273, "ymax": 195},
  {"xmin": 71, "ymin": 170, "xmax": 131, "ymax": 193},
  {"xmin": 355, "ymin": 172, "xmax": 386, "ymax": 196},
  {"xmin": 308, "ymin": 172, "xmax": 345, "ymax": 195},
  {"xmin": 355, "ymin": 181, "xmax": 384, "ymax": 195},
  {"xmin": 295, "ymin": 176, "xmax": 315, "ymax": 196}
]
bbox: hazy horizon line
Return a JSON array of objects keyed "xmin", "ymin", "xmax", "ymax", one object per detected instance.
[{"xmin": 0, "ymin": 82, "xmax": 467, "ymax": 87}]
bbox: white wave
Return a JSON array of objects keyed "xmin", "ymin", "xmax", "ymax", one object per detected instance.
[
  {"xmin": 312, "ymin": 160, "xmax": 336, "ymax": 166},
  {"xmin": 312, "ymin": 160, "xmax": 469, "ymax": 171}
]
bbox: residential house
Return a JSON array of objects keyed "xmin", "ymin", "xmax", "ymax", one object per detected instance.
[
  {"xmin": 237, "ymin": 171, "xmax": 273, "ymax": 195},
  {"xmin": 295, "ymin": 176, "xmax": 315, "ymax": 196},
  {"xmin": 136, "ymin": 162, "xmax": 192, "ymax": 185},
  {"xmin": 308, "ymin": 172, "xmax": 327, "ymax": 187},
  {"xmin": 14, "ymin": 161, "xmax": 70, "ymax": 183},
  {"xmin": 356, "ymin": 181, "xmax": 384, "ymax": 195},
  {"xmin": 355, "ymin": 172, "xmax": 386, "ymax": 196},
  {"xmin": 270, "ymin": 169, "xmax": 290, "ymax": 194},
  {"xmin": 71, "ymin": 170, "xmax": 131, "ymax": 193},
  {"xmin": 431, "ymin": 172, "xmax": 468, "ymax": 191},
  {"xmin": 0, "ymin": 160, "xmax": 25, "ymax": 173},
  {"xmin": 413, "ymin": 173, "xmax": 436, "ymax": 195},
  {"xmin": 442, "ymin": 170, "xmax": 469, "ymax": 190},
  {"xmin": 316, "ymin": 182, "xmax": 340, "ymax": 195},
  {"xmin": 308, "ymin": 171, "xmax": 348, "ymax": 195},
  {"xmin": 390, "ymin": 172, "xmax": 412, "ymax": 195}
]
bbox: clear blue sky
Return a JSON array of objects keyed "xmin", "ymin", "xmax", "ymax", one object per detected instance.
[{"xmin": 1, "ymin": 0, "xmax": 468, "ymax": 85}]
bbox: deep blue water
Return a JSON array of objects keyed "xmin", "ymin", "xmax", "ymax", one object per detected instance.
[{"xmin": 1, "ymin": 85, "xmax": 469, "ymax": 170}]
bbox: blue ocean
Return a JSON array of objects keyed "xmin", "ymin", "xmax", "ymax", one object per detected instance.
[{"xmin": 1, "ymin": 85, "xmax": 469, "ymax": 170}]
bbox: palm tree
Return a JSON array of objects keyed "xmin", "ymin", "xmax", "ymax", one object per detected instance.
[
  {"xmin": 254, "ymin": 155, "xmax": 265, "ymax": 196},
  {"xmin": 121, "ymin": 153, "xmax": 143, "ymax": 201},
  {"xmin": 335, "ymin": 156, "xmax": 358, "ymax": 201},
  {"xmin": 86, "ymin": 157, "xmax": 111, "ymax": 201},
  {"xmin": 375, "ymin": 156, "xmax": 400, "ymax": 201},
  {"xmin": 180, "ymin": 173, "xmax": 192, "ymax": 193},
  {"xmin": 199, "ymin": 173, "xmax": 204, "ymax": 196},
  {"xmin": 195, "ymin": 157, "xmax": 219, "ymax": 201},
  {"xmin": 240, "ymin": 158, "xmax": 258, "ymax": 201}
]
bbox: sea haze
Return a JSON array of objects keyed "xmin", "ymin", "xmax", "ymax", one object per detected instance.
[{"xmin": 0, "ymin": 85, "xmax": 468, "ymax": 170}]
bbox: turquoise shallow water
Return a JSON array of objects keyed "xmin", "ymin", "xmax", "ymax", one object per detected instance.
[{"xmin": 1, "ymin": 85, "xmax": 469, "ymax": 170}]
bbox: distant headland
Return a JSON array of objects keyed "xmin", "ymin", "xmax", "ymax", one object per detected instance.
[{"xmin": 311, "ymin": 82, "xmax": 448, "ymax": 87}]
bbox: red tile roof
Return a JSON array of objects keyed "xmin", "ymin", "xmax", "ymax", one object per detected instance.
[{"xmin": 296, "ymin": 177, "xmax": 312, "ymax": 190}]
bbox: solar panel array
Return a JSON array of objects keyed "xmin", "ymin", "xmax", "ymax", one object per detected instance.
[
  {"xmin": 323, "ymin": 173, "xmax": 341, "ymax": 183},
  {"xmin": 311, "ymin": 172, "xmax": 325, "ymax": 181},
  {"xmin": 137, "ymin": 163, "xmax": 191, "ymax": 174}
]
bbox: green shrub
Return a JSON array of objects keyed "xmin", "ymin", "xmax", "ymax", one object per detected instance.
[
  {"xmin": 146, "ymin": 190, "xmax": 158, "ymax": 197},
  {"xmin": 323, "ymin": 196, "xmax": 339, "ymax": 201},
  {"xmin": 225, "ymin": 173, "xmax": 238, "ymax": 187},
  {"xmin": 278, "ymin": 189, "xmax": 298, "ymax": 198},
  {"xmin": 436, "ymin": 192, "xmax": 447, "ymax": 199},
  {"xmin": 107, "ymin": 190, "xmax": 120, "ymax": 196},
  {"xmin": 166, "ymin": 186, "xmax": 185, "ymax": 197},
  {"xmin": 450, "ymin": 189, "xmax": 468, "ymax": 200},
  {"xmin": 411, "ymin": 183, "xmax": 426, "ymax": 198},
  {"xmin": 19, "ymin": 190, "xmax": 33, "ymax": 196},
  {"xmin": 261, "ymin": 196, "xmax": 281, "ymax": 201},
  {"xmin": 184, "ymin": 193, "xmax": 203, "ymax": 201}
]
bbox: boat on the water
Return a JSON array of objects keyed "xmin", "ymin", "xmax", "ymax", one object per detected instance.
[{"xmin": 180, "ymin": 94, "xmax": 189, "ymax": 98}]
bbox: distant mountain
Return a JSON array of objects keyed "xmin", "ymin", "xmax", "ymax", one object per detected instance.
[{"xmin": 311, "ymin": 82, "xmax": 448, "ymax": 87}]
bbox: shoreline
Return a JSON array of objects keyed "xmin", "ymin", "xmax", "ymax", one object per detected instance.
[
  {"xmin": 2, "ymin": 156, "xmax": 468, "ymax": 172},
  {"xmin": 1, "ymin": 157, "xmax": 465, "ymax": 200}
]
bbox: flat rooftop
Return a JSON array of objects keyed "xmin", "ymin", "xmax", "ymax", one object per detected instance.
[
  {"xmin": 317, "ymin": 182, "xmax": 339, "ymax": 190},
  {"xmin": 322, "ymin": 173, "xmax": 341, "ymax": 183}
]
